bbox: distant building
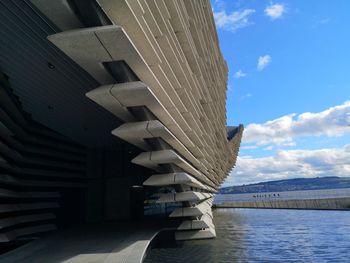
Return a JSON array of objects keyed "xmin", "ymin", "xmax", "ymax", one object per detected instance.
[{"xmin": 0, "ymin": 0, "xmax": 242, "ymax": 249}]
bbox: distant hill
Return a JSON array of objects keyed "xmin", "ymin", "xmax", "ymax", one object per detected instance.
[{"xmin": 219, "ymin": 177, "xmax": 350, "ymax": 194}]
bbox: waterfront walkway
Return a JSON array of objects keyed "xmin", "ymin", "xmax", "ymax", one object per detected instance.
[
  {"xmin": 0, "ymin": 222, "xmax": 164, "ymax": 263},
  {"xmin": 214, "ymin": 188, "xmax": 350, "ymax": 210}
]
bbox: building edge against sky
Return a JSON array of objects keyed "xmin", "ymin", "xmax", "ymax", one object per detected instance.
[{"xmin": 0, "ymin": 0, "xmax": 243, "ymax": 247}]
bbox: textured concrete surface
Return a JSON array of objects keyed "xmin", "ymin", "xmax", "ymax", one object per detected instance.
[{"xmin": 28, "ymin": 0, "xmax": 244, "ymax": 241}]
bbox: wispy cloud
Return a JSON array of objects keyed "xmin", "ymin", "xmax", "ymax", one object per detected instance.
[
  {"xmin": 263, "ymin": 145, "xmax": 274, "ymax": 151},
  {"xmin": 240, "ymin": 93, "xmax": 252, "ymax": 101},
  {"xmin": 234, "ymin": 70, "xmax": 247, "ymax": 79},
  {"xmin": 318, "ymin": 17, "xmax": 331, "ymax": 24},
  {"xmin": 265, "ymin": 3, "xmax": 285, "ymax": 20},
  {"xmin": 241, "ymin": 145, "xmax": 258, "ymax": 150},
  {"xmin": 312, "ymin": 17, "xmax": 332, "ymax": 28},
  {"xmin": 243, "ymin": 101, "xmax": 350, "ymax": 146},
  {"xmin": 257, "ymin": 55, "xmax": 271, "ymax": 71},
  {"xmin": 226, "ymin": 144, "xmax": 350, "ymax": 185},
  {"xmin": 213, "ymin": 9, "xmax": 256, "ymax": 32}
]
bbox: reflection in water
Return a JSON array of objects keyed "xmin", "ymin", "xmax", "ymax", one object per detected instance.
[{"xmin": 144, "ymin": 209, "xmax": 350, "ymax": 262}]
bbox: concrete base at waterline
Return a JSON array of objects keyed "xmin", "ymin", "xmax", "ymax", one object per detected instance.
[{"xmin": 0, "ymin": 222, "xmax": 164, "ymax": 263}]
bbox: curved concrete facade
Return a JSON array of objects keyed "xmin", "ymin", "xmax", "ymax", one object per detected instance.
[{"xmin": 0, "ymin": 0, "xmax": 242, "ymax": 250}]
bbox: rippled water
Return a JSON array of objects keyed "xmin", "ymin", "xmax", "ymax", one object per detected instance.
[{"xmin": 144, "ymin": 209, "xmax": 350, "ymax": 263}]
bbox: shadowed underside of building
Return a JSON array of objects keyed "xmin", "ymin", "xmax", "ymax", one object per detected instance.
[{"xmin": 0, "ymin": 0, "xmax": 243, "ymax": 258}]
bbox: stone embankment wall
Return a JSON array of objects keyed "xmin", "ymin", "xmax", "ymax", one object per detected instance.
[{"xmin": 215, "ymin": 197, "xmax": 350, "ymax": 210}]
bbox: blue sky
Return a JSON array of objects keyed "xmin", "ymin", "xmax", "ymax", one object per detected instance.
[{"xmin": 210, "ymin": 0, "xmax": 350, "ymax": 186}]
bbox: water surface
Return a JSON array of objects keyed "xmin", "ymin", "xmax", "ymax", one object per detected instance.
[{"xmin": 144, "ymin": 209, "xmax": 350, "ymax": 262}]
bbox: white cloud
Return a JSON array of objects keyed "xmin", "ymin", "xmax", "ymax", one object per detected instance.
[
  {"xmin": 265, "ymin": 3, "xmax": 285, "ymax": 20},
  {"xmin": 241, "ymin": 145, "xmax": 258, "ymax": 150},
  {"xmin": 243, "ymin": 101, "xmax": 350, "ymax": 146},
  {"xmin": 226, "ymin": 102, "xmax": 350, "ymax": 186},
  {"xmin": 234, "ymin": 70, "xmax": 247, "ymax": 79},
  {"xmin": 263, "ymin": 145, "xmax": 274, "ymax": 151},
  {"xmin": 225, "ymin": 144, "xmax": 350, "ymax": 185},
  {"xmin": 240, "ymin": 93, "xmax": 252, "ymax": 101},
  {"xmin": 318, "ymin": 18, "xmax": 331, "ymax": 24},
  {"xmin": 257, "ymin": 55, "xmax": 271, "ymax": 71},
  {"xmin": 214, "ymin": 9, "xmax": 255, "ymax": 32},
  {"xmin": 312, "ymin": 17, "xmax": 332, "ymax": 28}
]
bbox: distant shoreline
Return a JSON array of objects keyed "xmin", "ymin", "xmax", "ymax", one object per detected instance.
[
  {"xmin": 220, "ymin": 177, "xmax": 350, "ymax": 195},
  {"xmin": 213, "ymin": 205, "xmax": 350, "ymax": 211},
  {"xmin": 214, "ymin": 188, "xmax": 350, "ymax": 210}
]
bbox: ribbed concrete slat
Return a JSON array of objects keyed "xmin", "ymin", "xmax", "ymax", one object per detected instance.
[
  {"xmin": 0, "ymin": 203, "xmax": 59, "ymax": 213},
  {"xmin": 0, "ymin": 108, "xmax": 84, "ymax": 154},
  {"xmin": 112, "ymin": 120, "xmax": 201, "ymax": 168},
  {"xmin": 0, "ymin": 132, "xmax": 85, "ymax": 163},
  {"xmin": 0, "ymin": 160, "xmax": 85, "ymax": 179},
  {"xmin": 0, "ymin": 224, "xmax": 57, "ymax": 242},
  {"xmin": 0, "ymin": 141, "xmax": 85, "ymax": 171},
  {"xmin": 85, "ymin": 82, "xmax": 197, "ymax": 155},
  {"xmin": 177, "ymin": 213, "xmax": 213, "ymax": 230},
  {"xmin": 131, "ymin": 150, "xmax": 215, "ymax": 187},
  {"xmin": 143, "ymin": 172, "xmax": 205, "ymax": 189},
  {"xmin": 0, "ymin": 188, "xmax": 60, "ymax": 199},
  {"xmin": 0, "ymin": 5, "xmax": 119, "ymax": 148},
  {"xmin": 157, "ymin": 191, "xmax": 212, "ymax": 203},
  {"xmin": 49, "ymin": 27, "xmax": 209, "ymax": 158},
  {"xmin": 0, "ymin": 213, "xmax": 55, "ymax": 230},
  {"xmin": 175, "ymin": 226, "xmax": 216, "ymax": 241},
  {"xmin": 39, "ymin": 0, "xmax": 244, "ymax": 241},
  {"xmin": 170, "ymin": 198, "xmax": 213, "ymax": 218},
  {"xmin": 0, "ymin": 74, "xmax": 86, "ymax": 243},
  {"xmin": 0, "ymin": 174, "xmax": 85, "ymax": 188}
]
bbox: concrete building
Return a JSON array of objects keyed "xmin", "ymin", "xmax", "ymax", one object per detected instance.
[{"xmin": 0, "ymin": 0, "xmax": 243, "ymax": 255}]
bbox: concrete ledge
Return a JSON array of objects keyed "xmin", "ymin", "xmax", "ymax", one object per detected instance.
[
  {"xmin": 0, "ymin": 224, "xmax": 56, "ymax": 242},
  {"xmin": 0, "ymin": 203, "xmax": 59, "ymax": 213},
  {"xmin": 0, "ymin": 222, "xmax": 164, "ymax": 262},
  {"xmin": 170, "ymin": 199, "xmax": 213, "ymax": 218},
  {"xmin": 0, "ymin": 213, "xmax": 55, "ymax": 230},
  {"xmin": 0, "ymin": 188, "xmax": 60, "ymax": 199},
  {"xmin": 143, "ymin": 172, "xmax": 205, "ymax": 189},
  {"xmin": 175, "ymin": 226, "xmax": 216, "ymax": 241},
  {"xmin": 112, "ymin": 120, "xmax": 203, "ymax": 171},
  {"xmin": 157, "ymin": 191, "xmax": 212, "ymax": 203},
  {"xmin": 85, "ymin": 84, "xmax": 136, "ymax": 122},
  {"xmin": 177, "ymin": 213, "xmax": 213, "ymax": 230},
  {"xmin": 132, "ymin": 150, "xmax": 215, "ymax": 188}
]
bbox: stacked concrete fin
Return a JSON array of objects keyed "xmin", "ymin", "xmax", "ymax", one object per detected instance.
[
  {"xmin": 44, "ymin": 0, "xmax": 243, "ymax": 240},
  {"xmin": 0, "ymin": 75, "xmax": 86, "ymax": 243}
]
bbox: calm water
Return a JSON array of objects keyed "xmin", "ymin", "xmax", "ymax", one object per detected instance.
[{"xmin": 144, "ymin": 209, "xmax": 350, "ymax": 263}]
